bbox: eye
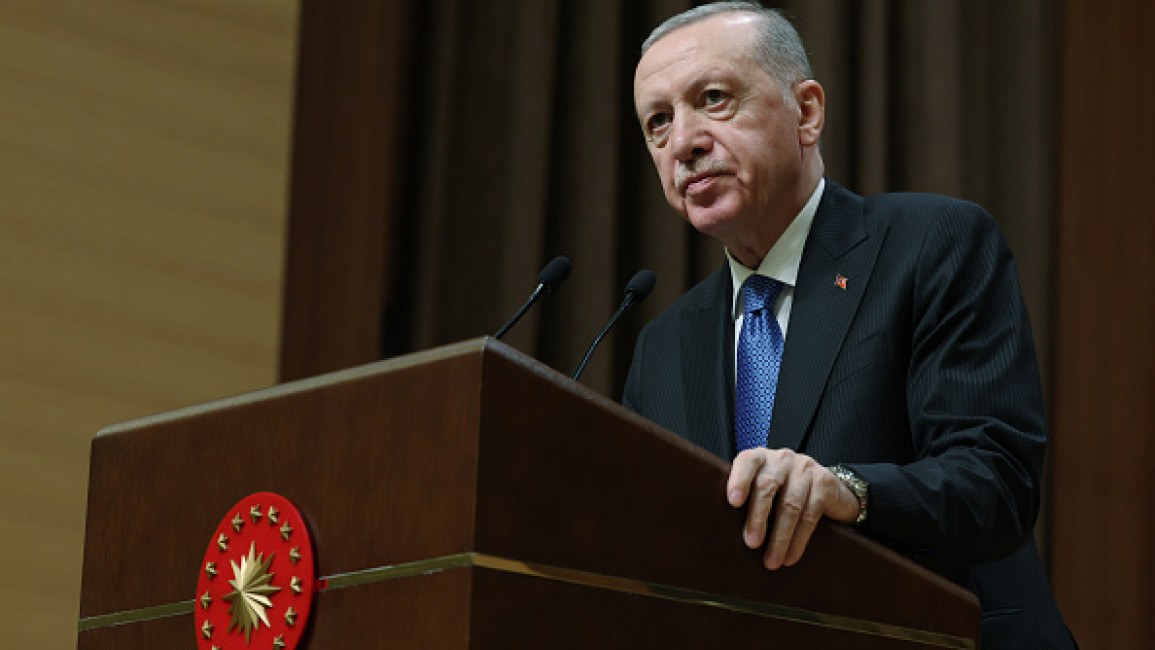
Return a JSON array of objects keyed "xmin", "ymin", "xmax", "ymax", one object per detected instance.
[
  {"xmin": 645, "ymin": 112, "xmax": 671, "ymax": 138},
  {"xmin": 702, "ymin": 88, "xmax": 728, "ymax": 107}
]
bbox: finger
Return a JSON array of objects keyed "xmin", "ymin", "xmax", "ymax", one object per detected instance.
[
  {"xmin": 727, "ymin": 450, "xmax": 767, "ymax": 507},
  {"xmin": 743, "ymin": 462, "xmax": 785, "ymax": 549},
  {"xmin": 782, "ymin": 481, "xmax": 831, "ymax": 567},
  {"xmin": 764, "ymin": 474, "xmax": 811, "ymax": 569}
]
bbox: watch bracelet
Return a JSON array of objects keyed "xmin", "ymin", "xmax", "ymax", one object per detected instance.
[{"xmin": 828, "ymin": 464, "xmax": 868, "ymax": 525}]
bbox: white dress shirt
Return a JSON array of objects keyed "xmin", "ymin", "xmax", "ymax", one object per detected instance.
[{"xmin": 728, "ymin": 178, "xmax": 825, "ymax": 365}]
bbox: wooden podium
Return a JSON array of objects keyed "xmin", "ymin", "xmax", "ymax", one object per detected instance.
[{"xmin": 77, "ymin": 338, "xmax": 980, "ymax": 648}]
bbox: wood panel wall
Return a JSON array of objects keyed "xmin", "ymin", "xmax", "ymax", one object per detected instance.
[
  {"xmin": 0, "ymin": 1, "xmax": 297, "ymax": 646},
  {"xmin": 1052, "ymin": 1, "xmax": 1155, "ymax": 647}
]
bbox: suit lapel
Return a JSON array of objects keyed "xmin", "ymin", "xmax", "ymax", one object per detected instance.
[
  {"xmin": 766, "ymin": 182, "xmax": 887, "ymax": 452},
  {"xmin": 680, "ymin": 265, "xmax": 735, "ymax": 459}
]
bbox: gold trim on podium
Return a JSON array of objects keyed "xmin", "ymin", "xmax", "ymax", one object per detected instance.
[{"xmin": 79, "ymin": 552, "xmax": 974, "ymax": 649}]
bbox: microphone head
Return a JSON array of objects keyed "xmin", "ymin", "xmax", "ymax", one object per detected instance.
[
  {"xmin": 624, "ymin": 269, "xmax": 656, "ymax": 303},
  {"xmin": 537, "ymin": 256, "xmax": 573, "ymax": 291}
]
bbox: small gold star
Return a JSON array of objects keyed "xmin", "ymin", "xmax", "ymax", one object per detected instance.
[
  {"xmin": 273, "ymin": 635, "xmax": 286, "ymax": 649},
  {"xmin": 217, "ymin": 533, "xmax": 229, "ymax": 552},
  {"xmin": 232, "ymin": 513, "xmax": 245, "ymax": 532},
  {"xmin": 205, "ymin": 561, "xmax": 217, "ymax": 578},
  {"xmin": 289, "ymin": 547, "xmax": 301, "ymax": 565},
  {"xmin": 280, "ymin": 521, "xmax": 293, "ymax": 541},
  {"xmin": 290, "ymin": 575, "xmax": 302, "ymax": 595},
  {"xmin": 267, "ymin": 506, "xmax": 279, "ymax": 524},
  {"xmin": 212, "ymin": 646, "xmax": 220, "ymax": 650},
  {"xmin": 250, "ymin": 504, "xmax": 263, "ymax": 523},
  {"xmin": 200, "ymin": 590, "xmax": 212, "ymax": 609},
  {"xmin": 284, "ymin": 606, "xmax": 297, "ymax": 626},
  {"xmin": 201, "ymin": 619, "xmax": 214, "ymax": 639}
]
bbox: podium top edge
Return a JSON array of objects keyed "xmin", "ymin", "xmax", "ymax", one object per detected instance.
[
  {"xmin": 96, "ymin": 337, "xmax": 515, "ymax": 439},
  {"xmin": 93, "ymin": 336, "xmax": 718, "ymax": 477}
]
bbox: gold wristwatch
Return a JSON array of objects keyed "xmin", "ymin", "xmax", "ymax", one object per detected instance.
[{"xmin": 828, "ymin": 464, "xmax": 869, "ymax": 525}]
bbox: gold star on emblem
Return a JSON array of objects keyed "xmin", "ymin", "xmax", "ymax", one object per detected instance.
[
  {"xmin": 285, "ymin": 606, "xmax": 297, "ymax": 626},
  {"xmin": 290, "ymin": 575, "xmax": 302, "ymax": 595},
  {"xmin": 267, "ymin": 505, "xmax": 279, "ymax": 524},
  {"xmin": 280, "ymin": 521, "xmax": 293, "ymax": 540},
  {"xmin": 222, "ymin": 542, "xmax": 282, "ymax": 643},
  {"xmin": 205, "ymin": 561, "xmax": 217, "ymax": 578},
  {"xmin": 250, "ymin": 504, "xmax": 263, "ymax": 523},
  {"xmin": 200, "ymin": 590, "xmax": 212, "ymax": 610},
  {"xmin": 289, "ymin": 547, "xmax": 301, "ymax": 565},
  {"xmin": 217, "ymin": 532, "xmax": 229, "ymax": 552},
  {"xmin": 273, "ymin": 635, "xmax": 286, "ymax": 649},
  {"xmin": 201, "ymin": 619, "xmax": 214, "ymax": 639},
  {"xmin": 232, "ymin": 513, "xmax": 244, "ymax": 532}
]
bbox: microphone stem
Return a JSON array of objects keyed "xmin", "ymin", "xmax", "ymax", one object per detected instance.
[
  {"xmin": 572, "ymin": 295, "xmax": 635, "ymax": 381},
  {"xmin": 494, "ymin": 284, "xmax": 545, "ymax": 339}
]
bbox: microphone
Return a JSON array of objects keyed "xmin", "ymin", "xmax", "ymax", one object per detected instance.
[
  {"xmin": 494, "ymin": 256, "xmax": 573, "ymax": 339},
  {"xmin": 571, "ymin": 269, "xmax": 656, "ymax": 381}
]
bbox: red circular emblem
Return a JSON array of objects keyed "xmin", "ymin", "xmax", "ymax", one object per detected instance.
[{"xmin": 195, "ymin": 492, "xmax": 316, "ymax": 650}]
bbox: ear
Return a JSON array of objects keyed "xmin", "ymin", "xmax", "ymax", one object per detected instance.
[{"xmin": 794, "ymin": 80, "xmax": 825, "ymax": 146}]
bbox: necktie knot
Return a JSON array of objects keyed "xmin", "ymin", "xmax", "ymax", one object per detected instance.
[{"xmin": 741, "ymin": 275, "xmax": 783, "ymax": 315}]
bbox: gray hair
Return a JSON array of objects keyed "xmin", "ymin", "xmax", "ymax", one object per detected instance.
[{"xmin": 641, "ymin": 2, "xmax": 813, "ymax": 96}]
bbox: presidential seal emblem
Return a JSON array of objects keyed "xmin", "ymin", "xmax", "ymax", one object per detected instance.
[{"xmin": 195, "ymin": 492, "xmax": 316, "ymax": 650}]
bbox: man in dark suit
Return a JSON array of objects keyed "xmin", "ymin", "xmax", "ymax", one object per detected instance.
[{"xmin": 624, "ymin": 3, "xmax": 1073, "ymax": 648}]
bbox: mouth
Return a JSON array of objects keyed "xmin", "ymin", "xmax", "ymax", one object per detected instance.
[
  {"xmin": 675, "ymin": 162, "xmax": 732, "ymax": 196},
  {"xmin": 678, "ymin": 171, "xmax": 723, "ymax": 196}
]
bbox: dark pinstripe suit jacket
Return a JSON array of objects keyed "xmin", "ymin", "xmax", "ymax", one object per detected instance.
[{"xmin": 623, "ymin": 180, "xmax": 1073, "ymax": 649}]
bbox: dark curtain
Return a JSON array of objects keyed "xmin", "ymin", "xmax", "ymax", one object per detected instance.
[
  {"xmin": 363, "ymin": 0, "xmax": 1057, "ymax": 400},
  {"xmin": 281, "ymin": 0, "xmax": 1059, "ymax": 555},
  {"xmin": 279, "ymin": 0, "xmax": 1062, "ymax": 605},
  {"xmin": 287, "ymin": 3, "xmax": 1155, "ymax": 642}
]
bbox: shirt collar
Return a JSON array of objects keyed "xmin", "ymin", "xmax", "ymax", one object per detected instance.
[{"xmin": 728, "ymin": 177, "xmax": 825, "ymax": 320}]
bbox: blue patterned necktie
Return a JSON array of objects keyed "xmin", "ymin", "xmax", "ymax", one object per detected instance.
[{"xmin": 735, "ymin": 275, "xmax": 785, "ymax": 452}]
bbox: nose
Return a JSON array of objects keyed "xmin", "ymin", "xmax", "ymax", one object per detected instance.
[{"xmin": 671, "ymin": 111, "xmax": 712, "ymax": 161}]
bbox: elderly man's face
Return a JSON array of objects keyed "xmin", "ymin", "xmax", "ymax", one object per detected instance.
[{"xmin": 634, "ymin": 14, "xmax": 821, "ymax": 258}]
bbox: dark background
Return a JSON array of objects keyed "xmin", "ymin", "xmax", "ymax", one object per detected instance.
[{"xmin": 278, "ymin": 1, "xmax": 1154, "ymax": 646}]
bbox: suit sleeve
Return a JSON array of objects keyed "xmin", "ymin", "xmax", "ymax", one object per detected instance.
[
  {"xmin": 848, "ymin": 202, "xmax": 1047, "ymax": 565},
  {"xmin": 622, "ymin": 326, "xmax": 647, "ymax": 414}
]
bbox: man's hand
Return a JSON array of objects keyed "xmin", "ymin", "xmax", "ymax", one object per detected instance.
[{"xmin": 727, "ymin": 448, "xmax": 860, "ymax": 569}]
